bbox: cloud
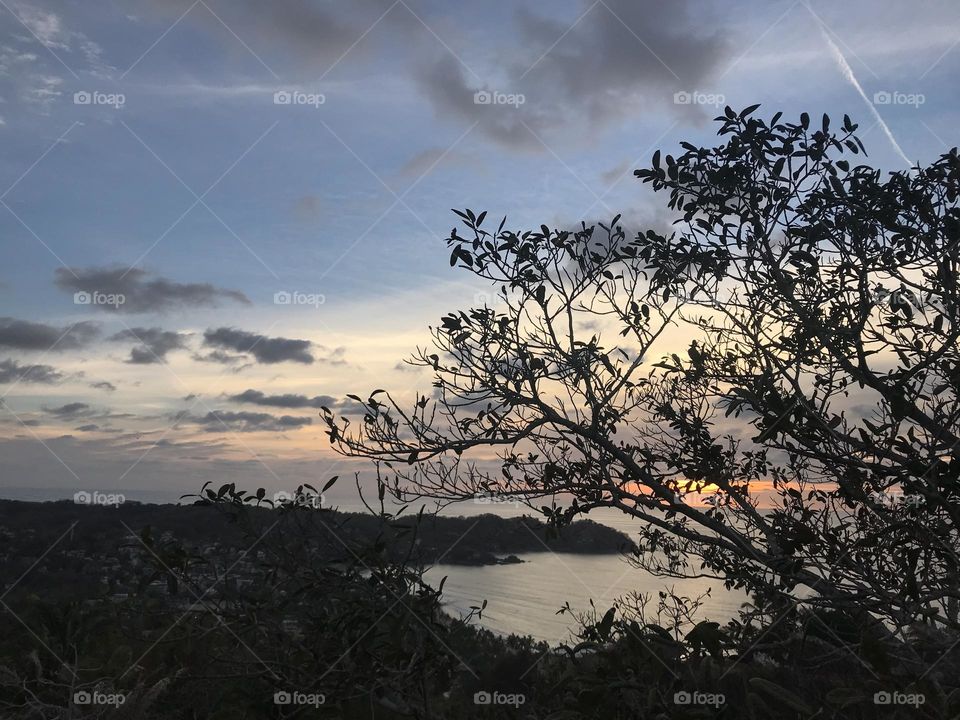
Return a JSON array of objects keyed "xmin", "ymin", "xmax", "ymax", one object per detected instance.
[
  {"xmin": 192, "ymin": 349, "xmax": 250, "ymax": 367},
  {"xmin": 54, "ymin": 266, "xmax": 250, "ymax": 313},
  {"xmin": 516, "ymin": 0, "xmax": 728, "ymax": 114},
  {"xmin": 417, "ymin": 0, "xmax": 730, "ymax": 148},
  {"xmin": 13, "ymin": 6, "xmax": 70, "ymax": 50},
  {"xmin": 43, "ymin": 401, "xmax": 92, "ymax": 418},
  {"xmin": 109, "ymin": 327, "xmax": 191, "ymax": 364},
  {"xmin": 0, "ymin": 358, "xmax": 65, "ymax": 384},
  {"xmin": 0, "ymin": 46, "xmax": 39, "ymax": 76},
  {"xmin": 177, "ymin": 409, "xmax": 313, "ymax": 433},
  {"xmin": 75, "ymin": 423, "xmax": 100, "ymax": 432},
  {"xmin": 139, "ymin": 0, "xmax": 405, "ymax": 73},
  {"xmin": 0, "ymin": 317, "xmax": 99, "ymax": 351},
  {"xmin": 202, "ymin": 327, "xmax": 315, "ymax": 364},
  {"xmin": 417, "ymin": 57, "xmax": 537, "ymax": 150},
  {"xmin": 816, "ymin": 23, "xmax": 911, "ymax": 167},
  {"xmin": 320, "ymin": 346, "xmax": 347, "ymax": 366},
  {"xmin": 228, "ymin": 388, "xmax": 336, "ymax": 409},
  {"xmin": 90, "ymin": 380, "xmax": 117, "ymax": 392}
]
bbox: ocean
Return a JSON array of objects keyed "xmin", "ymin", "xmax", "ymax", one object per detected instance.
[{"xmin": 425, "ymin": 552, "xmax": 746, "ymax": 644}]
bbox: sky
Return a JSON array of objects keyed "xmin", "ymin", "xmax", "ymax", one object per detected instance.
[{"xmin": 0, "ymin": 0, "xmax": 957, "ymax": 503}]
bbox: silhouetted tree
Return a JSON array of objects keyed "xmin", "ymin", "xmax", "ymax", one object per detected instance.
[{"xmin": 325, "ymin": 107, "xmax": 960, "ymax": 640}]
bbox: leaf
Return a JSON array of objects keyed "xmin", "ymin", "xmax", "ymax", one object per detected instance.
[
  {"xmin": 598, "ymin": 607, "xmax": 616, "ymax": 640},
  {"xmin": 322, "ymin": 476, "xmax": 339, "ymax": 492}
]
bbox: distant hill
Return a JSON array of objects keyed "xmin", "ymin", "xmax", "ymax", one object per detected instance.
[{"xmin": 0, "ymin": 499, "xmax": 634, "ymax": 574}]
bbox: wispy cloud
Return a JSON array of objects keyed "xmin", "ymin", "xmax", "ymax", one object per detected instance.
[{"xmin": 817, "ymin": 25, "xmax": 912, "ymax": 167}]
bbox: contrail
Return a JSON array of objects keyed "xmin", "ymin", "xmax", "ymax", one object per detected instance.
[{"xmin": 817, "ymin": 25, "xmax": 912, "ymax": 168}]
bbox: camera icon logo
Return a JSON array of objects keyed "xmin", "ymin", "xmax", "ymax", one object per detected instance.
[
  {"xmin": 874, "ymin": 691, "xmax": 892, "ymax": 705},
  {"xmin": 873, "ymin": 91, "xmax": 892, "ymax": 105},
  {"xmin": 674, "ymin": 691, "xmax": 692, "ymax": 705},
  {"xmin": 273, "ymin": 90, "xmax": 292, "ymax": 105},
  {"xmin": 274, "ymin": 291, "xmax": 291, "ymax": 305},
  {"xmin": 473, "ymin": 691, "xmax": 492, "ymax": 705},
  {"xmin": 273, "ymin": 691, "xmax": 292, "ymax": 705},
  {"xmin": 74, "ymin": 291, "xmax": 91, "ymax": 305},
  {"xmin": 673, "ymin": 91, "xmax": 692, "ymax": 105},
  {"xmin": 73, "ymin": 91, "xmax": 91, "ymax": 105},
  {"xmin": 73, "ymin": 691, "xmax": 92, "ymax": 705},
  {"xmin": 474, "ymin": 90, "xmax": 492, "ymax": 105},
  {"xmin": 74, "ymin": 491, "xmax": 91, "ymax": 505}
]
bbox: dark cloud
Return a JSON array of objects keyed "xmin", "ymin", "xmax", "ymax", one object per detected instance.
[
  {"xmin": 417, "ymin": 57, "xmax": 536, "ymax": 150},
  {"xmin": 192, "ymin": 349, "xmax": 249, "ymax": 366},
  {"xmin": 54, "ymin": 266, "xmax": 250, "ymax": 313},
  {"xmin": 0, "ymin": 359, "xmax": 65, "ymax": 384},
  {"xmin": 44, "ymin": 402, "xmax": 92, "ymax": 418},
  {"xmin": 0, "ymin": 317, "xmax": 99, "ymax": 351},
  {"xmin": 75, "ymin": 424, "xmax": 100, "ymax": 432},
  {"xmin": 177, "ymin": 409, "xmax": 313, "ymax": 433},
  {"xmin": 90, "ymin": 380, "xmax": 117, "ymax": 392},
  {"xmin": 516, "ymin": 0, "xmax": 728, "ymax": 113},
  {"xmin": 228, "ymin": 388, "xmax": 336, "ymax": 409},
  {"xmin": 203, "ymin": 327, "xmax": 314, "ymax": 364},
  {"xmin": 109, "ymin": 327, "xmax": 191, "ymax": 364},
  {"xmin": 418, "ymin": 0, "xmax": 731, "ymax": 148}
]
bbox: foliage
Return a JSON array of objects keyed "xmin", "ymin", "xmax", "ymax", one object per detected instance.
[{"xmin": 324, "ymin": 107, "xmax": 960, "ymax": 639}]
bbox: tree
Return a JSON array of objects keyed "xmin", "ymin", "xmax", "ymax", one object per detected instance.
[{"xmin": 323, "ymin": 106, "xmax": 960, "ymax": 641}]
